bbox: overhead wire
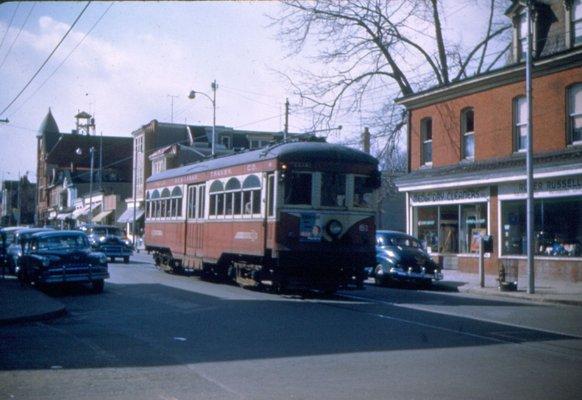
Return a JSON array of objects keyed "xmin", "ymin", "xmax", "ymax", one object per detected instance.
[
  {"xmin": 8, "ymin": 1, "xmax": 115, "ymax": 119},
  {"xmin": 0, "ymin": 1, "xmax": 92, "ymax": 117},
  {"xmin": 0, "ymin": 2, "xmax": 21, "ymax": 55},
  {"xmin": 0, "ymin": 2, "xmax": 36, "ymax": 72}
]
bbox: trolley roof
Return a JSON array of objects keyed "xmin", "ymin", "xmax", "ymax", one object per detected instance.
[{"xmin": 147, "ymin": 141, "xmax": 378, "ymax": 184}]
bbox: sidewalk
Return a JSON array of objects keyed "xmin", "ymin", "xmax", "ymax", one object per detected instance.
[
  {"xmin": 439, "ymin": 269, "xmax": 582, "ymax": 307},
  {"xmin": 0, "ymin": 276, "xmax": 66, "ymax": 326}
]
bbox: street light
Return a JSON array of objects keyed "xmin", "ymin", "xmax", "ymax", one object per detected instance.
[
  {"xmin": 188, "ymin": 80, "xmax": 218, "ymax": 156},
  {"xmin": 76, "ymin": 146, "xmax": 95, "ymax": 224}
]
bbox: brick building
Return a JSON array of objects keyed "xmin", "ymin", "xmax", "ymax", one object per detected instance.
[{"xmin": 396, "ymin": 0, "xmax": 582, "ymax": 282}]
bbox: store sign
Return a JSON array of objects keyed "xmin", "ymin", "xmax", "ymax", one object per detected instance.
[
  {"xmin": 499, "ymin": 175, "xmax": 582, "ymax": 198},
  {"xmin": 410, "ymin": 187, "xmax": 489, "ymax": 205}
]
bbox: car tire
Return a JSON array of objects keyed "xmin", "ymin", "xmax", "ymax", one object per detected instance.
[
  {"xmin": 123, "ymin": 256, "xmax": 129, "ymax": 264},
  {"xmin": 92, "ymin": 279, "xmax": 105, "ymax": 293}
]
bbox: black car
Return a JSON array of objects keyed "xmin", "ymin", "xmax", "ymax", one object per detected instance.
[
  {"xmin": 18, "ymin": 230, "xmax": 109, "ymax": 293},
  {"xmin": 367, "ymin": 230, "xmax": 443, "ymax": 287},
  {"xmin": 81, "ymin": 225, "xmax": 133, "ymax": 263},
  {"xmin": 5, "ymin": 227, "xmax": 54, "ymax": 274}
]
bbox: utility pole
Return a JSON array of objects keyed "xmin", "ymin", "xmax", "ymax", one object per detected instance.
[
  {"xmin": 167, "ymin": 94, "xmax": 178, "ymax": 123},
  {"xmin": 284, "ymin": 98, "xmax": 289, "ymax": 141},
  {"xmin": 525, "ymin": 0, "xmax": 535, "ymax": 294},
  {"xmin": 16, "ymin": 171, "xmax": 21, "ymax": 226}
]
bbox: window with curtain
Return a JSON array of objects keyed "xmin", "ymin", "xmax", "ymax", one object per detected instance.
[{"xmin": 514, "ymin": 96, "xmax": 528, "ymax": 152}]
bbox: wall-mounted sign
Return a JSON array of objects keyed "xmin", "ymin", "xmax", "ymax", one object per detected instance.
[
  {"xmin": 410, "ymin": 187, "xmax": 489, "ymax": 205},
  {"xmin": 499, "ymin": 175, "xmax": 582, "ymax": 199}
]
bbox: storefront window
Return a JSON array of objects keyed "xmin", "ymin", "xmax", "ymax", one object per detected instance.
[
  {"xmin": 460, "ymin": 203, "xmax": 488, "ymax": 253},
  {"xmin": 501, "ymin": 196, "xmax": 582, "ymax": 257},
  {"xmin": 439, "ymin": 205, "xmax": 459, "ymax": 253},
  {"xmin": 414, "ymin": 206, "xmax": 438, "ymax": 253}
]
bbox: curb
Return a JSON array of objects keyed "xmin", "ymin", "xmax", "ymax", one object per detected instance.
[
  {"xmin": 0, "ymin": 305, "xmax": 68, "ymax": 326},
  {"xmin": 458, "ymin": 286, "xmax": 582, "ymax": 307}
]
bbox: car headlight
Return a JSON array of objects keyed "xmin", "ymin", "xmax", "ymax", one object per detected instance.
[
  {"xmin": 99, "ymin": 254, "xmax": 108, "ymax": 264},
  {"xmin": 386, "ymin": 250, "xmax": 396, "ymax": 258},
  {"xmin": 40, "ymin": 257, "xmax": 51, "ymax": 267},
  {"xmin": 99, "ymin": 236, "xmax": 106, "ymax": 242},
  {"xmin": 327, "ymin": 220, "xmax": 343, "ymax": 236}
]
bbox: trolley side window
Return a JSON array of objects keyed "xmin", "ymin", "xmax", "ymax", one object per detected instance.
[
  {"xmin": 209, "ymin": 181, "xmax": 224, "ymax": 217},
  {"xmin": 225, "ymin": 178, "xmax": 242, "ymax": 216},
  {"xmin": 321, "ymin": 173, "xmax": 346, "ymax": 207},
  {"xmin": 171, "ymin": 187, "xmax": 183, "ymax": 218},
  {"xmin": 187, "ymin": 185, "xmax": 197, "ymax": 219},
  {"xmin": 243, "ymin": 175, "xmax": 262, "ymax": 215},
  {"xmin": 161, "ymin": 188, "xmax": 171, "ymax": 218},
  {"xmin": 284, "ymin": 172, "xmax": 312, "ymax": 205},
  {"xmin": 197, "ymin": 185, "xmax": 205, "ymax": 219}
]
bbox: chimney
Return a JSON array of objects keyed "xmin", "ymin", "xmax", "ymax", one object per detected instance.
[{"xmin": 362, "ymin": 127, "xmax": 371, "ymax": 154}]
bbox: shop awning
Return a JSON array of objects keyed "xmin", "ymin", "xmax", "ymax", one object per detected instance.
[
  {"xmin": 92, "ymin": 209, "xmax": 113, "ymax": 223},
  {"xmin": 72, "ymin": 205, "xmax": 90, "ymax": 218},
  {"xmin": 117, "ymin": 207, "xmax": 144, "ymax": 223},
  {"xmin": 56, "ymin": 212, "xmax": 73, "ymax": 220}
]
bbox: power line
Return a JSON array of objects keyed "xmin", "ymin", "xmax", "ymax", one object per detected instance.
[
  {"xmin": 0, "ymin": 2, "xmax": 36, "ymax": 72},
  {"xmin": 0, "ymin": 1, "xmax": 92, "ymax": 117},
  {"xmin": 0, "ymin": 2, "xmax": 21, "ymax": 55},
  {"xmin": 8, "ymin": 1, "xmax": 114, "ymax": 119},
  {"xmin": 233, "ymin": 114, "xmax": 282, "ymax": 129}
]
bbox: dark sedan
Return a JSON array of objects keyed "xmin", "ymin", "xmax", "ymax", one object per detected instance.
[
  {"xmin": 5, "ymin": 227, "xmax": 54, "ymax": 274},
  {"xmin": 18, "ymin": 230, "xmax": 109, "ymax": 293},
  {"xmin": 367, "ymin": 230, "xmax": 443, "ymax": 287},
  {"xmin": 1, "ymin": 226, "xmax": 26, "ymax": 272},
  {"xmin": 82, "ymin": 225, "xmax": 133, "ymax": 263}
]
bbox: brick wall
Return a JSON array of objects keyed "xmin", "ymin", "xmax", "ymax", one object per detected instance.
[{"xmin": 409, "ymin": 67, "xmax": 582, "ymax": 170}]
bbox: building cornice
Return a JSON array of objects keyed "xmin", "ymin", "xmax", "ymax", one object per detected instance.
[{"xmin": 396, "ymin": 48, "xmax": 582, "ymax": 110}]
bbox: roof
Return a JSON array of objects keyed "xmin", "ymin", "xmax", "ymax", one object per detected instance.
[
  {"xmin": 37, "ymin": 108, "xmax": 62, "ymax": 152},
  {"xmin": 46, "ymin": 133, "xmax": 132, "ymax": 171},
  {"xmin": 396, "ymin": 147, "xmax": 582, "ymax": 190},
  {"xmin": 148, "ymin": 141, "xmax": 378, "ymax": 183}
]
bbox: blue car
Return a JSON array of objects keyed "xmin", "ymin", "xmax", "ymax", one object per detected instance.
[
  {"xmin": 5, "ymin": 227, "xmax": 54, "ymax": 275},
  {"xmin": 367, "ymin": 230, "xmax": 443, "ymax": 287}
]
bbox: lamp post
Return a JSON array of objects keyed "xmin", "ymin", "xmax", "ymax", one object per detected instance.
[
  {"xmin": 76, "ymin": 146, "xmax": 95, "ymax": 224},
  {"xmin": 188, "ymin": 80, "xmax": 217, "ymax": 156}
]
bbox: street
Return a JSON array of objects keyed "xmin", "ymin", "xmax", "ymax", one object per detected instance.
[{"xmin": 2, "ymin": 253, "xmax": 582, "ymax": 400}]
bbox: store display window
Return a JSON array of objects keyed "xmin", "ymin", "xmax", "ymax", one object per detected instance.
[
  {"xmin": 501, "ymin": 196, "xmax": 582, "ymax": 257},
  {"xmin": 460, "ymin": 203, "xmax": 488, "ymax": 253},
  {"xmin": 414, "ymin": 206, "xmax": 438, "ymax": 253}
]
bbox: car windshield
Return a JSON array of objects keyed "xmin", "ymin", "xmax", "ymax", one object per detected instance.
[
  {"xmin": 377, "ymin": 234, "xmax": 422, "ymax": 249},
  {"xmin": 92, "ymin": 227, "xmax": 122, "ymax": 237},
  {"xmin": 36, "ymin": 235, "xmax": 89, "ymax": 251}
]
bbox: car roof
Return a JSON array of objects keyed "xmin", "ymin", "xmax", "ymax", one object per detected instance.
[
  {"xmin": 376, "ymin": 230, "xmax": 419, "ymax": 240},
  {"xmin": 30, "ymin": 230, "xmax": 87, "ymax": 239},
  {"xmin": 15, "ymin": 228, "xmax": 54, "ymax": 235},
  {"xmin": 0, "ymin": 226, "xmax": 28, "ymax": 233}
]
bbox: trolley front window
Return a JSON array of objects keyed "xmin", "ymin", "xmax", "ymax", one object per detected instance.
[
  {"xmin": 353, "ymin": 176, "xmax": 374, "ymax": 208},
  {"xmin": 321, "ymin": 173, "xmax": 346, "ymax": 207},
  {"xmin": 284, "ymin": 172, "xmax": 312, "ymax": 205}
]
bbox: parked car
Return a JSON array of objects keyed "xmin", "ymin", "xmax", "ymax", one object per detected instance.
[
  {"xmin": 18, "ymin": 230, "xmax": 109, "ymax": 293},
  {"xmin": 81, "ymin": 225, "xmax": 133, "ymax": 263},
  {"xmin": 5, "ymin": 227, "xmax": 54, "ymax": 274},
  {"xmin": 367, "ymin": 230, "xmax": 443, "ymax": 287},
  {"xmin": 0, "ymin": 226, "xmax": 26, "ymax": 272}
]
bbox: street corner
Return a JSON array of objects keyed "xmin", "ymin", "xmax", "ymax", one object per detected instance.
[{"xmin": 0, "ymin": 278, "xmax": 67, "ymax": 326}]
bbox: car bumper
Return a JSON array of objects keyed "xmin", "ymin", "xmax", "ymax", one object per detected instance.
[
  {"xmin": 379, "ymin": 267, "xmax": 443, "ymax": 282},
  {"xmin": 41, "ymin": 272, "xmax": 110, "ymax": 284}
]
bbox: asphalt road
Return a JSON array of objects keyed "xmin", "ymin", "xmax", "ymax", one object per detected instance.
[{"xmin": 2, "ymin": 253, "xmax": 582, "ymax": 400}]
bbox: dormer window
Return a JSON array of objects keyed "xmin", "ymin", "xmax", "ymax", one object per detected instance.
[
  {"xmin": 461, "ymin": 108, "xmax": 475, "ymax": 160},
  {"xmin": 518, "ymin": 11, "xmax": 529, "ymax": 60}
]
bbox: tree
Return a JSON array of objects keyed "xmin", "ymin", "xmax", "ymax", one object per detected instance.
[{"xmin": 271, "ymin": 0, "xmax": 512, "ymax": 160}]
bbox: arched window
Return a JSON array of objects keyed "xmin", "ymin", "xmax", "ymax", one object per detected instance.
[
  {"xmin": 146, "ymin": 191, "xmax": 151, "ymax": 219},
  {"xmin": 243, "ymin": 175, "xmax": 262, "ymax": 215},
  {"xmin": 225, "ymin": 178, "xmax": 242, "ymax": 216},
  {"xmin": 161, "ymin": 188, "xmax": 171, "ymax": 218},
  {"xmin": 461, "ymin": 108, "xmax": 475, "ymax": 159},
  {"xmin": 209, "ymin": 181, "xmax": 224, "ymax": 217},
  {"xmin": 151, "ymin": 190, "xmax": 160, "ymax": 219},
  {"xmin": 171, "ymin": 187, "xmax": 183, "ymax": 218}
]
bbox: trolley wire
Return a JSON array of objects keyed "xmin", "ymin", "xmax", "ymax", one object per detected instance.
[
  {"xmin": 0, "ymin": 2, "xmax": 21, "ymax": 55},
  {"xmin": 0, "ymin": 1, "xmax": 92, "ymax": 117},
  {"xmin": 0, "ymin": 2, "xmax": 36, "ymax": 73}
]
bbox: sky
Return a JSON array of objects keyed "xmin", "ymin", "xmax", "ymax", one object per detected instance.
[{"xmin": 0, "ymin": 1, "xmax": 496, "ymax": 183}]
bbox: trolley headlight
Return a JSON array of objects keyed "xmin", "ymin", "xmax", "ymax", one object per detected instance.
[{"xmin": 327, "ymin": 220, "xmax": 343, "ymax": 237}]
